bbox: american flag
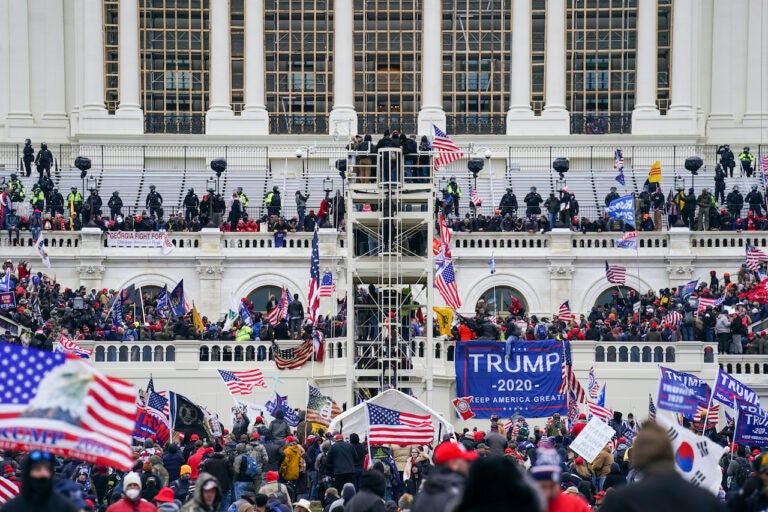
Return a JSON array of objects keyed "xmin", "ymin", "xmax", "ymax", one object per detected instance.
[
  {"xmin": 308, "ymin": 226, "xmax": 321, "ymax": 322},
  {"xmin": 0, "ymin": 344, "xmax": 136, "ymax": 470},
  {"xmin": 147, "ymin": 390, "xmax": 169, "ymax": 417},
  {"xmin": 587, "ymin": 401, "xmax": 612, "ymax": 420},
  {"xmin": 439, "ymin": 214, "xmax": 452, "ymax": 254},
  {"xmin": 558, "ymin": 301, "xmax": 571, "ymax": 320},
  {"xmin": 272, "ymin": 338, "xmax": 314, "ymax": 370},
  {"xmin": 587, "ymin": 366, "xmax": 600, "ymax": 399},
  {"xmin": 693, "ymin": 403, "xmax": 720, "ymax": 428},
  {"xmin": 217, "ymin": 369, "xmax": 266, "ymax": 394},
  {"xmin": 762, "ymin": 155, "xmax": 768, "ymax": 173},
  {"xmin": 697, "ymin": 296, "xmax": 723, "ymax": 311},
  {"xmin": 267, "ymin": 288, "xmax": 289, "ymax": 327},
  {"xmin": 55, "ymin": 334, "xmax": 92, "ymax": 359},
  {"xmin": 648, "ymin": 394, "xmax": 657, "ymax": 420},
  {"xmin": 319, "ymin": 272, "xmax": 336, "ymax": 297},
  {"xmin": 432, "ymin": 125, "xmax": 464, "ymax": 171},
  {"xmin": 366, "ymin": 403, "xmax": 435, "ymax": 445},
  {"xmin": 0, "ymin": 476, "xmax": 19, "ymax": 504},
  {"xmin": 605, "ymin": 261, "xmax": 626, "ymax": 285},
  {"xmin": 435, "ymin": 261, "xmax": 462, "ymax": 310},
  {"xmin": 147, "ymin": 377, "xmax": 170, "ymax": 418},
  {"xmin": 558, "ymin": 341, "xmax": 586, "ymax": 403},
  {"xmin": 746, "ymin": 244, "xmax": 768, "ymax": 271},
  {"xmin": 470, "ymin": 186, "xmax": 482, "ymax": 207},
  {"xmin": 663, "ymin": 311, "xmax": 682, "ymax": 326},
  {"xmin": 306, "ymin": 384, "xmax": 342, "ymax": 427},
  {"xmin": 567, "ymin": 390, "xmax": 580, "ymax": 428}
]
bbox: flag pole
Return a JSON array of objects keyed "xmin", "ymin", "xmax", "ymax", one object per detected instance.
[
  {"xmin": 139, "ymin": 286, "xmax": 146, "ymax": 323},
  {"xmin": 730, "ymin": 397, "xmax": 738, "ymax": 461},
  {"xmin": 305, "ymin": 380, "xmax": 310, "ymax": 442},
  {"xmin": 365, "ymin": 402, "xmax": 373, "ymax": 468}
]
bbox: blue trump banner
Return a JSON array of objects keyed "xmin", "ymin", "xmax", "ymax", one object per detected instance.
[
  {"xmin": 606, "ymin": 194, "xmax": 635, "ymax": 227},
  {"xmin": 454, "ymin": 339, "xmax": 567, "ymax": 418},
  {"xmin": 712, "ymin": 368, "xmax": 760, "ymax": 408},
  {"xmin": 657, "ymin": 366, "xmax": 711, "ymax": 416},
  {"xmin": 735, "ymin": 399, "xmax": 768, "ymax": 447}
]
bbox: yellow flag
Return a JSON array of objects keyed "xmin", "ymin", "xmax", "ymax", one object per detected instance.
[
  {"xmin": 192, "ymin": 304, "xmax": 204, "ymax": 334},
  {"xmin": 648, "ymin": 160, "xmax": 662, "ymax": 183},
  {"xmin": 433, "ymin": 307, "xmax": 454, "ymax": 336}
]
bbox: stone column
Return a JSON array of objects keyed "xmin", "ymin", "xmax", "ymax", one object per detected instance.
[
  {"xmin": 506, "ymin": 0, "xmax": 534, "ymax": 134},
  {"xmin": 742, "ymin": 0, "xmax": 768, "ymax": 133},
  {"xmin": 241, "ymin": 0, "xmax": 270, "ymax": 133},
  {"xmin": 328, "ymin": 0, "xmax": 357, "ymax": 136},
  {"xmin": 540, "ymin": 0, "xmax": 569, "ymax": 134},
  {"xmin": 81, "ymin": 0, "xmax": 107, "ymax": 112},
  {"xmin": 6, "ymin": 0, "xmax": 33, "ymax": 122},
  {"xmin": 707, "ymin": 0, "xmax": 735, "ymax": 131},
  {"xmin": 630, "ymin": 0, "xmax": 661, "ymax": 133},
  {"xmin": 41, "ymin": 0, "xmax": 69, "ymax": 123},
  {"xmin": 417, "ymin": 0, "xmax": 446, "ymax": 135},
  {"xmin": 665, "ymin": 0, "xmax": 697, "ymax": 133},
  {"xmin": 115, "ymin": 0, "xmax": 144, "ymax": 133},
  {"xmin": 206, "ymin": 0, "xmax": 236, "ymax": 132}
]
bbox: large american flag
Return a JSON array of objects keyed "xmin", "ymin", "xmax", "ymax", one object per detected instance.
[
  {"xmin": 697, "ymin": 296, "xmax": 724, "ymax": 312},
  {"xmin": 217, "ymin": 369, "xmax": 266, "ymax": 394},
  {"xmin": 432, "ymin": 125, "xmax": 464, "ymax": 171},
  {"xmin": 0, "ymin": 476, "xmax": 19, "ymax": 504},
  {"xmin": 558, "ymin": 341, "xmax": 586, "ymax": 403},
  {"xmin": 272, "ymin": 339, "xmax": 314, "ymax": 370},
  {"xmin": 762, "ymin": 155, "xmax": 768, "ymax": 173},
  {"xmin": 0, "ymin": 344, "xmax": 136, "ymax": 470},
  {"xmin": 605, "ymin": 261, "xmax": 626, "ymax": 285},
  {"xmin": 267, "ymin": 288, "xmax": 289, "ymax": 327},
  {"xmin": 308, "ymin": 226, "xmax": 321, "ymax": 322},
  {"xmin": 435, "ymin": 261, "xmax": 462, "ymax": 310},
  {"xmin": 55, "ymin": 334, "xmax": 92, "ymax": 359},
  {"xmin": 558, "ymin": 301, "xmax": 571, "ymax": 320},
  {"xmin": 147, "ymin": 390, "xmax": 169, "ymax": 417},
  {"xmin": 648, "ymin": 394, "xmax": 657, "ymax": 420},
  {"xmin": 587, "ymin": 401, "xmax": 612, "ymax": 420},
  {"xmin": 663, "ymin": 311, "xmax": 682, "ymax": 326},
  {"xmin": 470, "ymin": 186, "xmax": 482, "ymax": 207},
  {"xmin": 746, "ymin": 244, "xmax": 768, "ymax": 271},
  {"xmin": 146, "ymin": 377, "xmax": 170, "ymax": 419},
  {"xmin": 367, "ymin": 403, "xmax": 435, "ymax": 445},
  {"xmin": 587, "ymin": 366, "xmax": 600, "ymax": 400},
  {"xmin": 319, "ymin": 272, "xmax": 336, "ymax": 297}
]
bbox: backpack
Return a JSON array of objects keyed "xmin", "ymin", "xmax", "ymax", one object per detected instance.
[
  {"xmin": 733, "ymin": 459, "xmax": 751, "ymax": 489},
  {"xmin": 241, "ymin": 453, "xmax": 260, "ymax": 479},
  {"xmin": 683, "ymin": 311, "xmax": 694, "ymax": 326},
  {"xmin": 536, "ymin": 324, "xmax": 547, "ymax": 340}
]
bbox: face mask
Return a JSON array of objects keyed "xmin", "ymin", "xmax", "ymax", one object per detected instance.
[
  {"xmin": 125, "ymin": 488, "xmax": 141, "ymax": 500},
  {"xmin": 26, "ymin": 476, "xmax": 53, "ymax": 499}
]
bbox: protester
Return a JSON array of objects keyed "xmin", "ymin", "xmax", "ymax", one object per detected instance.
[{"xmin": 1, "ymin": 451, "xmax": 80, "ymax": 512}]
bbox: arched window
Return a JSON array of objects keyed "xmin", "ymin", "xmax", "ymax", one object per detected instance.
[
  {"xmin": 246, "ymin": 346, "xmax": 256, "ymax": 361},
  {"xmin": 593, "ymin": 287, "xmax": 637, "ymax": 308},
  {"xmin": 142, "ymin": 346, "xmax": 152, "ymax": 361},
  {"xmin": 642, "ymin": 346, "xmax": 651, "ymax": 362},
  {"xmin": 200, "ymin": 346, "xmax": 210, "ymax": 361},
  {"xmin": 595, "ymin": 346, "xmax": 605, "ymax": 362},
  {"xmin": 234, "ymin": 346, "xmax": 244, "ymax": 361},
  {"xmin": 107, "ymin": 346, "xmax": 117, "ymax": 362},
  {"xmin": 654, "ymin": 347, "xmax": 664, "ymax": 362},
  {"xmin": 154, "ymin": 346, "xmax": 164, "ymax": 361},
  {"xmin": 477, "ymin": 286, "xmax": 528, "ymax": 317},
  {"xmin": 630, "ymin": 346, "xmax": 640, "ymax": 362},
  {"xmin": 119, "ymin": 346, "xmax": 128, "ymax": 362},
  {"xmin": 607, "ymin": 346, "xmax": 616, "ymax": 362},
  {"xmin": 257, "ymin": 346, "xmax": 267, "ymax": 361},
  {"xmin": 247, "ymin": 285, "xmax": 288, "ymax": 314},
  {"xmin": 166, "ymin": 346, "xmax": 175, "ymax": 361},
  {"xmin": 95, "ymin": 346, "xmax": 105, "ymax": 362},
  {"xmin": 665, "ymin": 347, "xmax": 675, "ymax": 362},
  {"xmin": 618, "ymin": 346, "xmax": 628, "ymax": 362}
]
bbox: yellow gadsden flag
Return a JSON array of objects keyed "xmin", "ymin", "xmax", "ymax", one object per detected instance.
[
  {"xmin": 648, "ymin": 160, "xmax": 662, "ymax": 183},
  {"xmin": 433, "ymin": 307, "xmax": 454, "ymax": 336},
  {"xmin": 192, "ymin": 303, "xmax": 204, "ymax": 334}
]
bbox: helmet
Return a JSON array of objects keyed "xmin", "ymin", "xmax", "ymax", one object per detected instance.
[
  {"xmin": 150, "ymin": 185, "xmax": 156, "ymax": 190},
  {"xmin": 113, "ymin": 191, "xmax": 119, "ymax": 195},
  {"xmin": 188, "ymin": 188, "xmax": 194, "ymax": 193},
  {"xmin": 237, "ymin": 187, "xmax": 243, "ymax": 193},
  {"xmin": 530, "ymin": 186, "xmax": 536, "ymax": 192},
  {"xmin": 10, "ymin": 173, "xmax": 16, "ymax": 178},
  {"xmin": 273, "ymin": 186, "xmax": 278, "ymax": 192},
  {"xmin": 71, "ymin": 187, "xmax": 77, "ymax": 191},
  {"xmin": 24, "ymin": 139, "xmax": 30, "ymax": 145},
  {"xmin": 41, "ymin": 142, "xmax": 47, "ymax": 150},
  {"xmin": 610, "ymin": 186, "xmax": 617, "ymax": 192},
  {"xmin": 744, "ymin": 147, "xmax": 750, "ymax": 152}
]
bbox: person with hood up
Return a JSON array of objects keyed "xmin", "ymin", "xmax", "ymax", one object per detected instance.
[
  {"xmin": 1, "ymin": 450, "xmax": 78, "ymax": 512},
  {"xmin": 327, "ymin": 482, "xmax": 355, "ymax": 512},
  {"xmin": 180, "ymin": 473, "xmax": 222, "ymax": 512},
  {"xmin": 268, "ymin": 410, "xmax": 291, "ymax": 443},
  {"xmin": 411, "ymin": 442, "xmax": 477, "ymax": 512},
  {"xmin": 279, "ymin": 435, "xmax": 304, "ymax": 485},
  {"xmin": 163, "ymin": 444, "xmax": 186, "ymax": 483},
  {"xmin": 199, "ymin": 444, "xmax": 233, "ymax": 509},
  {"xmin": 106, "ymin": 471, "xmax": 157, "ymax": 512},
  {"xmin": 343, "ymin": 469, "xmax": 387, "ymax": 512},
  {"xmin": 150, "ymin": 455, "xmax": 170, "ymax": 487}
]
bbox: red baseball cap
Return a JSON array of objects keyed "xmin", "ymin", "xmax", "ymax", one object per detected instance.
[{"xmin": 433, "ymin": 442, "xmax": 478, "ymax": 465}]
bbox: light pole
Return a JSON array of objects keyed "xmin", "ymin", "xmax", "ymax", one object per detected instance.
[
  {"xmin": 467, "ymin": 158, "xmax": 484, "ymax": 219},
  {"xmin": 472, "ymin": 146, "xmax": 493, "ymax": 207}
]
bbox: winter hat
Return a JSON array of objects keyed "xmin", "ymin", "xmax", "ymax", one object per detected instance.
[
  {"xmin": 236, "ymin": 443, "xmax": 247, "ymax": 453},
  {"xmin": 3, "ymin": 465, "xmax": 12, "ymax": 474},
  {"xmin": 473, "ymin": 431, "xmax": 484, "ymax": 441},
  {"xmin": 529, "ymin": 442, "xmax": 562, "ymax": 481},
  {"xmin": 359, "ymin": 469, "xmax": 387, "ymax": 498},
  {"xmin": 123, "ymin": 472, "xmax": 142, "ymax": 490},
  {"xmin": 154, "ymin": 487, "xmax": 175, "ymax": 503},
  {"xmin": 180, "ymin": 465, "xmax": 192, "ymax": 476},
  {"xmin": 265, "ymin": 470, "xmax": 279, "ymax": 483}
]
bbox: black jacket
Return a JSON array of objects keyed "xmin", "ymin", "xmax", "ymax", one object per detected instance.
[
  {"xmin": 325, "ymin": 440, "xmax": 357, "ymax": 475},
  {"xmin": 2, "ymin": 457, "xmax": 78, "ymax": 512},
  {"xmin": 411, "ymin": 467, "xmax": 466, "ymax": 512},
  {"xmin": 200, "ymin": 452, "xmax": 234, "ymax": 492},
  {"xmin": 600, "ymin": 471, "xmax": 724, "ymax": 512}
]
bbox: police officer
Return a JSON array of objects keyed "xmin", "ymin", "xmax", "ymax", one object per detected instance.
[
  {"xmin": 739, "ymin": 146, "xmax": 755, "ymax": 178},
  {"xmin": 108, "ymin": 191, "xmax": 123, "ymax": 219},
  {"xmin": 146, "ymin": 184, "xmax": 163, "ymax": 219},
  {"xmin": 746, "ymin": 184, "xmax": 764, "ymax": 216},
  {"xmin": 726, "ymin": 185, "xmax": 744, "ymax": 219},
  {"xmin": 237, "ymin": 186, "xmax": 249, "ymax": 209},
  {"xmin": 265, "ymin": 186, "xmax": 281, "ymax": 216},
  {"xmin": 48, "ymin": 188, "xmax": 64, "ymax": 216},
  {"xmin": 183, "ymin": 188, "xmax": 199, "ymax": 223},
  {"xmin": 67, "ymin": 187, "xmax": 83, "ymax": 215},
  {"xmin": 605, "ymin": 186, "xmax": 620, "ymax": 207},
  {"xmin": 714, "ymin": 164, "xmax": 726, "ymax": 204},
  {"xmin": 34, "ymin": 142, "xmax": 53, "ymax": 180},
  {"xmin": 29, "ymin": 184, "xmax": 45, "ymax": 212},
  {"xmin": 84, "ymin": 188, "xmax": 102, "ymax": 224},
  {"xmin": 523, "ymin": 186, "xmax": 543, "ymax": 217},
  {"xmin": 447, "ymin": 177, "xmax": 462, "ymax": 216},
  {"xmin": 498, "ymin": 187, "xmax": 518, "ymax": 217},
  {"xmin": 8, "ymin": 174, "xmax": 24, "ymax": 203},
  {"xmin": 22, "ymin": 139, "xmax": 34, "ymax": 177},
  {"xmin": 717, "ymin": 144, "xmax": 735, "ymax": 177}
]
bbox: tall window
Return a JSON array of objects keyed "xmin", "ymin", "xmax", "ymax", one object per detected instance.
[
  {"xmin": 139, "ymin": 0, "xmax": 210, "ymax": 134},
  {"xmin": 531, "ymin": 0, "xmax": 546, "ymax": 114},
  {"xmin": 104, "ymin": 1, "xmax": 120, "ymax": 113},
  {"xmin": 441, "ymin": 0, "xmax": 511, "ymax": 134},
  {"xmin": 231, "ymin": 0, "xmax": 245, "ymax": 113},
  {"xmin": 657, "ymin": 0, "xmax": 672, "ymax": 113},
  {"xmin": 265, "ymin": 0, "xmax": 333, "ymax": 134},
  {"xmin": 354, "ymin": 0, "xmax": 421, "ymax": 135},
  {"xmin": 566, "ymin": 0, "xmax": 636, "ymax": 134}
]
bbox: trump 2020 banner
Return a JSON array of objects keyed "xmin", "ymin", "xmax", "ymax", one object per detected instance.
[
  {"xmin": 657, "ymin": 366, "xmax": 710, "ymax": 416},
  {"xmin": 454, "ymin": 339, "xmax": 567, "ymax": 418},
  {"xmin": 735, "ymin": 399, "xmax": 768, "ymax": 447}
]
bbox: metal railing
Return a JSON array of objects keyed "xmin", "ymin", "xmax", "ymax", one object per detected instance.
[
  {"xmin": 570, "ymin": 113, "xmax": 633, "ymax": 135},
  {"xmin": 357, "ymin": 115, "xmax": 418, "ymax": 136},
  {"xmin": 269, "ymin": 114, "xmax": 328, "ymax": 135},
  {"xmin": 445, "ymin": 114, "xmax": 507, "ymax": 135},
  {"xmin": 144, "ymin": 114, "xmax": 206, "ymax": 135}
]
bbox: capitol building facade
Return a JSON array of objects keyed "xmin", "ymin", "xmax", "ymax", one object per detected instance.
[{"xmin": 0, "ymin": 0, "xmax": 766, "ymax": 428}]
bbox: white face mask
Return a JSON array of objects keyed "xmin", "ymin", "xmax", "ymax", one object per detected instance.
[{"xmin": 125, "ymin": 488, "xmax": 141, "ymax": 500}]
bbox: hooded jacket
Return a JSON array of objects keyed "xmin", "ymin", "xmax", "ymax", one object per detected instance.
[
  {"xmin": 411, "ymin": 467, "xmax": 466, "ymax": 512},
  {"xmin": 1, "ymin": 455, "xmax": 78, "ymax": 512},
  {"xmin": 180, "ymin": 473, "xmax": 222, "ymax": 512}
]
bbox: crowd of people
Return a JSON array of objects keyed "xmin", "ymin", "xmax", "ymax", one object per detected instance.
[{"xmin": 3, "ymin": 405, "xmax": 765, "ymax": 512}]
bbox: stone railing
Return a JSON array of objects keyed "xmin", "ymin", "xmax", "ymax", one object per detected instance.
[{"xmin": 718, "ymin": 355, "xmax": 768, "ymax": 376}]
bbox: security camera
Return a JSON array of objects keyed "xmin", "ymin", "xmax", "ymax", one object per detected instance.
[
  {"xmin": 295, "ymin": 148, "xmax": 304, "ymax": 159},
  {"xmin": 484, "ymin": 150, "xmax": 492, "ymax": 160}
]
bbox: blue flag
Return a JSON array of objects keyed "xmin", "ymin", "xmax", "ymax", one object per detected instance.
[
  {"xmin": 169, "ymin": 280, "xmax": 187, "ymax": 318},
  {"xmin": 597, "ymin": 384, "xmax": 606, "ymax": 407},
  {"xmin": 239, "ymin": 301, "xmax": 253, "ymax": 327},
  {"xmin": 265, "ymin": 393, "xmax": 301, "ymax": 427},
  {"xmin": 657, "ymin": 366, "xmax": 710, "ymax": 416},
  {"xmin": 712, "ymin": 368, "xmax": 760, "ymax": 407},
  {"xmin": 735, "ymin": 400, "xmax": 768, "ymax": 447},
  {"xmin": 488, "ymin": 252, "xmax": 496, "ymax": 275},
  {"xmin": 606, "ymin": 194, "xmax": 635, "ymax": 227},
  {"xmin": 614, "ymin": 149, "xmax": 625, "ymax": 186},
  {"xmin": 112, "ymin": 295, "xmax": 124, "ymax": 327},
  {"xmin": 0, "ymin": 268, "xmax": 11, "ymax": 292},
  {"xmin": 155, "ymin": 285, "xmax": 168, "ymax": 318},
  {"xmin": 680, "ymin": 279, "xmax": 699, "ymax": 299}
]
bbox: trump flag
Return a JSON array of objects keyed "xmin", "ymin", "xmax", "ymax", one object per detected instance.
[{"xmin": 0, "ymin": 343, "xmax": 136, "ymax": 470}]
